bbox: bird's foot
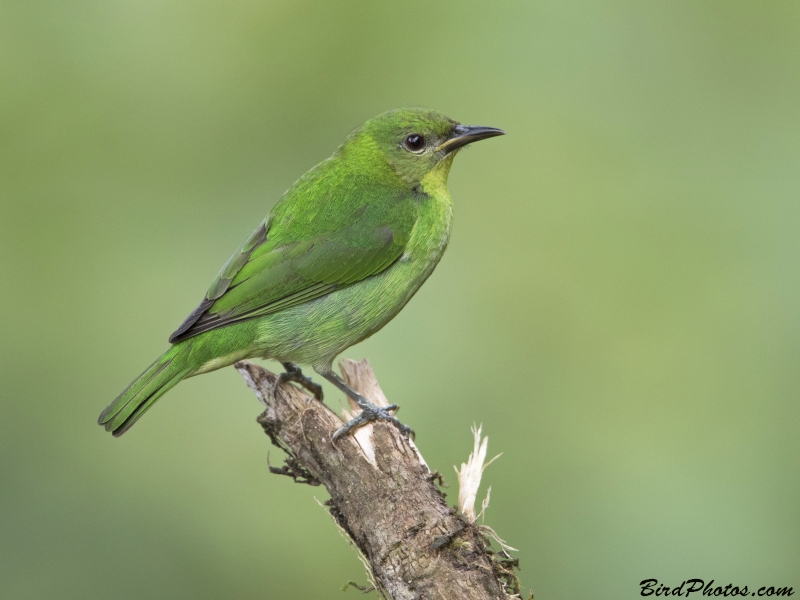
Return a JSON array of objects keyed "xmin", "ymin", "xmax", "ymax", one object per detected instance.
[
  {"xmin": 332, "ymin": 399, "xmax": 415, "ymax": 442},
  {"xmin": 274, "ymin": 362, "xmax": 324, "ymax": 401}
]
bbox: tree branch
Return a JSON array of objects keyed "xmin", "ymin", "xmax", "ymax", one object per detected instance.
[{"xmin": 235, "ymin": 358, "xmax": 521, "ymax": 600}]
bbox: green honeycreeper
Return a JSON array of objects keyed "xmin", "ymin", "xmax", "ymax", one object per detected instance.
[{"xmin": 99, "ymin": 108, "xmax": 504, "ymax": 439}]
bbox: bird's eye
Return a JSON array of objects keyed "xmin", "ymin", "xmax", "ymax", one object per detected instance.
[{"xmin": 404, "ymin": 134, "xmax": 425, "ymax": 152}]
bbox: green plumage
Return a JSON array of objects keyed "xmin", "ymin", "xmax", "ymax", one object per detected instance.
[{"xmin": 99, "ymin": 108, "xmax": 504, "ymax": 436}]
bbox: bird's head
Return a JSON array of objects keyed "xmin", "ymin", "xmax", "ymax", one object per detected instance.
[{"xmin": 340, "ymin": 108, "xmax": 505, "ymax": 190}]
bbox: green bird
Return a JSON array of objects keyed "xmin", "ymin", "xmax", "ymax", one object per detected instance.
[{"xmin": 99, "ymin": 108, "xmax": 504, "ymax": 439}]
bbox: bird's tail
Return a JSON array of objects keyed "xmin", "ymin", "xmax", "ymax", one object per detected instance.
[{"xmin": 98, "ymin": 343, "xmax": 194, "ymax": 437}]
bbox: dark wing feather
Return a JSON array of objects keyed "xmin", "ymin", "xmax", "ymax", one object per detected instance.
[
  {"xmin": 169, "ymin": 219, "xmax": 269, "ymax": 343},
  {"xmin": 168, "ymin": 194, "xmax": 415, "ymax": 344}
]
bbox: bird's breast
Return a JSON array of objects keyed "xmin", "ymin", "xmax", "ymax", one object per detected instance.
[{"xmin": 401, "ymin": 189, "xmax": 453, "ymax": 267}]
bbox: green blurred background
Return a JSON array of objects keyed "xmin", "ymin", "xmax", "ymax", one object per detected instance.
[{"xmin": 1, "ymin": 0, "xmax": 798, "ymax": 598}]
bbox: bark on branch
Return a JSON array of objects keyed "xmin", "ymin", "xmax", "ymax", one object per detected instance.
[{"xmin": 235, "ymin": 358, "xmax": 521, "ymax": 600}]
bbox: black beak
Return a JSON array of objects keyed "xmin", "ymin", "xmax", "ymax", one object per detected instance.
[{"xmin": 437, "ymin": 125, "xmax": 506, "ymax": 153}]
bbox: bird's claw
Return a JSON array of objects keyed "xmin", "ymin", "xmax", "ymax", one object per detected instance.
[
  {"xmin": 274, "ymin": 362, "xmax": 324, "ymax": 401},
  {"xmin": 332, "ymin": 402, "xmax": 414, "ymax": 442}
]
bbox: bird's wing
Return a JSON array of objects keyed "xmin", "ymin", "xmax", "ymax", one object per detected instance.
[{"xmin": 169, "ymin": 194, "xmax": 416, "ymax": 343}]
